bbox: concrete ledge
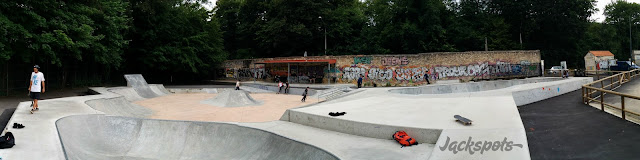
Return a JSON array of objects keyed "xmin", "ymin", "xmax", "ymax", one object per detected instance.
[
  {"xmin": 511, "ymin": 77, "xmax": 592, "ymax": 106},
  {"xmin": 287, "ymin": 109, "xmax": 442, "ymax": 144}
]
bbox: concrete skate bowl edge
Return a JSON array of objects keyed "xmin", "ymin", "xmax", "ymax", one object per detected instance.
[
  {"xmin": 200, "ymin": 90, "xmax": 263, "ymax": 107},
  {"xmin": 56, "ymin": 114, "xmax": 339, "ymax": 160},
  {"xmin": 389, "ymin": 77, "xmax": 564, "ymax": 95}
]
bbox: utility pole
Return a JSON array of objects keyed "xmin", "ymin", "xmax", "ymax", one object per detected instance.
[
  {"xmin": 630, "ymin": 15, "xmax": 633, "ymax": 64},
  {"xmin": 319, "ymin": 16, "xmax": 327, "ymax": 56},
  {"xmin": 485, "ymin": 37, "xmax": 488, "ymax": 51}
]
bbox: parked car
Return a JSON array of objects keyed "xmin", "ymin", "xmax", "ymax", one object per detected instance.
[
  {"xmin": 631, "ymin": 62, "xmax": 640, "ymax": 69},
  {"xmin": 548, "ymin": 66, "xmax": 563, "ymax": 74},
  {"xmin": 610, "ymin": 61, "xmax": 634, "ymax": 71}
]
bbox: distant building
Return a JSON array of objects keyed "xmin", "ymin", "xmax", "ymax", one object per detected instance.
[{"xmin": 584, "ymin": 51, "xmax": 615, "ymax": 70}]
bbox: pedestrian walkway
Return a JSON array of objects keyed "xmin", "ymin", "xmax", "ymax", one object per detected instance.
[{"xmin": 519, "ymin": 90, "xmax": 640, "ymax": 159}]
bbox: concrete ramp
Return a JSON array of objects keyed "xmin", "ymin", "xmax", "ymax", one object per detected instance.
[
  {"xmin": 124, "ymin": 74, "xmax": 159, "ymax": 98},
  {"xmin": 56, "ymin": 115, "xmax": 338, "ymax": 160},
  {"xmin": 107, "ymin": 87, "xmax": 145, "ymax": 102},
  {"xmin": 85, "ymin": 97, "xmax": 153, "ymax": 118},
  {"xmin": 201, "ymin": 90, "xmax": 263, "ymax": 107}
]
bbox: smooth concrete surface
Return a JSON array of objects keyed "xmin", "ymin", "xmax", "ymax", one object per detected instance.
[
  {"xmin": 429, "ymin": 128, "xmax": 530, "ymax": 159},
  {"xmin": 200, "ymin": 90, "xmax": 263, "ymax": 107},
  {"xmin": 106, "ymin": 87, "xmax": 145, "ymax": 102},
  {"xmin": 124, "ymin": 74, "xmax": 160, "ymax": 98},
  {"xmin": 149, "ymin": 84, "xmax": 170, "ymax": 96},
  {"xmin": 244, "ymin": 84, "xmax": 318, "ymax": 96},
  {"xmin": 85, "ymin": 97, "xmax": 153, "ymax": 118},
  {"xmin": 56, "ymin": 115, "xmax": 338, "ymax": 160},
  {"xmin": 388, "ymin": 77, "xmax": 562, "ymax": 95},
  {"xmin": 289, "ymin": 95, "xmax": 523, "ymax": 143},
  {"xmin": 0, "ymin": 90, "xmax": 112, "ymax": 160},
  {"xmin": 244, "ymin": 121, "xmax": 434, "ymax": 160},
  {"xmin": 138, "ymin": 93, "xmax": 319, "ymax": 122},
  {"xmin": 388, "ymin": 77, "xmax": 592, "ymax": 106},
  {"xmin": 167, "ymin": 87, "xmax": 271, "ymax": 94},
  {"xmin": 2, "ymin": 75, "xmax": 595, "ymax": 160}
]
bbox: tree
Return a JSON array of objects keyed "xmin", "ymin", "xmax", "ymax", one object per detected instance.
[
  {"xmin": 128, "ymin": 0, "xmax": 227, "ymax": 74},
  {"xmin": 603, "ymin": 1, "xmax": 640, "ymax": 61}
]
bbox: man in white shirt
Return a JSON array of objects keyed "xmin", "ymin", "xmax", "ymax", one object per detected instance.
[
  {"xmin": 28, "ymin": 65, "xmax": 45, "ymax": 114},
  {"xmin": 235, "ymin": 80, "xmax": 240, "ymax": 90}
]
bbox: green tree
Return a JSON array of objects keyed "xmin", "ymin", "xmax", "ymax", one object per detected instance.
[
  {"xmin": 362, "ymin": 0, "xmax": 455, "ymax": 54},
  {"xmin": 128, "ymin": 0, "xmax": 227, "ymax": 74},
  {"xmin": 603, "ymin": 1, "xmax": 640, "ymax": 61}
]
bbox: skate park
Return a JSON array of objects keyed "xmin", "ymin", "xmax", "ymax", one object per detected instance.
[{"xmin": 0, "ymin": 71, "xmax": 599, "ymax": 159}]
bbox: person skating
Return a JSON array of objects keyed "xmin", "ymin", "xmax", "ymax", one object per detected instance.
[
  {"xmin": 285, "ymin": 82, "xmax": 290, "ymax": 94},
  {"xmin": 301, "ymin": 87, "xmax": 309, "ymax": 102},
  {"xmin": 357, "ymin": 75, "xmax": 363, "ymax": 88},
  {"xmin": 28, "ymin": 65, "xmax": 45, "ymax": 114},
  {"xmin": 423, "ymin": 73, "xmax": 431, "ymax": 84},
  {"xmin": 278, "ymin": 81, "xmax": 283, "ymax": 94},
  {"xmin": 235, "ymin": 80, "xmax": 241, "ymax": 90}
]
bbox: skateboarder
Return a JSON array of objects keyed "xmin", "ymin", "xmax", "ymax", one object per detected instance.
[
  {"xmin": 357, "ymin": 75, "xmax": 363, "ymax": 88},
  {"xmin": 235, "ymin": 80, "xmax": 240, "ymax": 90},
  {"xmin": 301, "ymin": 87, "xmax": 309, "ymax": 102},
  {"xmin": 285, "ymin": 82, "xmax": 290, "ymax": 94},
  {"xmin": 278, "ymin": 81, "xmax": 283, "ymax": 94},
  {"xmin": 423, "ymin": 73, "xmax": 431, "ymax": 84},
  {"xmin": 28, "ymin": 65, "xmax": 45, "ymax": 114}
]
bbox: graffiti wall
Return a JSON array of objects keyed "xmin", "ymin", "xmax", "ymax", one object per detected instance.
[
  {"xmin": 340, "ymin": 65, "xmax": 433, "ymax": 85},
  {"xmin": 222, "ymin": 50, "xmax": 541, "ymax": 86}
]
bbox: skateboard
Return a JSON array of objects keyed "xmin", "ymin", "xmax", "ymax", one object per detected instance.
[{"xmin": 454, "ymin": 115, "xmax": 472, "ymax": 125}]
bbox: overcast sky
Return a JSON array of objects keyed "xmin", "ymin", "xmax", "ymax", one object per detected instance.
[
  {"xmin": 203, "ymin": 0, "xmax": 639, "ymax": 23},
  {"xmin": 593, "ymin": 0, "xmax": 640, "ymax": 22}
]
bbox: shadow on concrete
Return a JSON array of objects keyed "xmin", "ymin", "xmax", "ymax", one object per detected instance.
[{"xmin": 519, "ymin": 90, "xmax": 640, "ymax": 159}]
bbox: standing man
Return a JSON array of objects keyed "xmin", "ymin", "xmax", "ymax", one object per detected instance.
[
  {"xmin": 29, "ymin": 65, "xmax": 45, "ymax": 114},
  {"xmin": 357, "ymin": 75, "xmax": 363, "ymax": 88},
  {"xmin": 301, "ymin": 87, "xmax": 309, "ymax": 102}
]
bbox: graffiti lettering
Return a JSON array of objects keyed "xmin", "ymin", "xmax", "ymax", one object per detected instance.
[
  {"xmin": 354, "ymin": 56, "xmax": 372, "ymax": 64},
  {"xmin": 395, "ymin": 67, "xmax": 429, "ymax": 81},
  {"xmin": 381, "ymin": 56, "xmax": 409, "ymax": 66},
  {"xmin": 342, "ymin": 67, "xmax": 366, "ymax": 80},
  {"xmin": 368, "ymin": 68, "xmax": 394, "ymax": 80},
  {"xmin": 435, "ymin": 63, "xmax": 489, "ymax": 79}
]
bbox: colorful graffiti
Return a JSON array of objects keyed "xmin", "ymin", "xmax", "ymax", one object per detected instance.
[
  {"xmin": 381, "ymin": 56, "xmax": 409, "ymax": 66},
  {"xmin": 225, "ymin": 67, "xmax": 269, "ymax": 79},
  {"xmin": 341, "ymin": 65, "xmax": 431, "ymax": 84},
  {"xmin": 354, "ymin": 56, "xmax": 372, "ymax": 64},
  {"xmin": 432, "ymin": 61, "xmax": 539, "ymax": 80}
]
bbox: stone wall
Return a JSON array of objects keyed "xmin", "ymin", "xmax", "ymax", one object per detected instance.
[{"xmin": 223, "ymin": 50, "xmax": 541, "ymax": 86}]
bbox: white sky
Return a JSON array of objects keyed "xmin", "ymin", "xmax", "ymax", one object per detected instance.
[
  {"xmin": 203, "ymin": 0, "xmax": 638, "ymax": 23},
  {"xmin": 593, "ymin": 0, "xmax": 640, "ymax": 22}
]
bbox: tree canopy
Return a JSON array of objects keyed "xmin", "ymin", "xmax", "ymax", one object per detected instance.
[{"xmin": 2, "ymin": 0, "xmax": 640, "ymax": 87}]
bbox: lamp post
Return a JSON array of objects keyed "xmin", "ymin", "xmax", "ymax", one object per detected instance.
[{"xmin": 319, "ymin": 16, "xmax": 326, "ymax": 56}]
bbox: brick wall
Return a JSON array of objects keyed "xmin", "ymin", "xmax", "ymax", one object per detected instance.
[{"xmin": 223, "ymin": 50, "xmax": 541, "ymax": 86}]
